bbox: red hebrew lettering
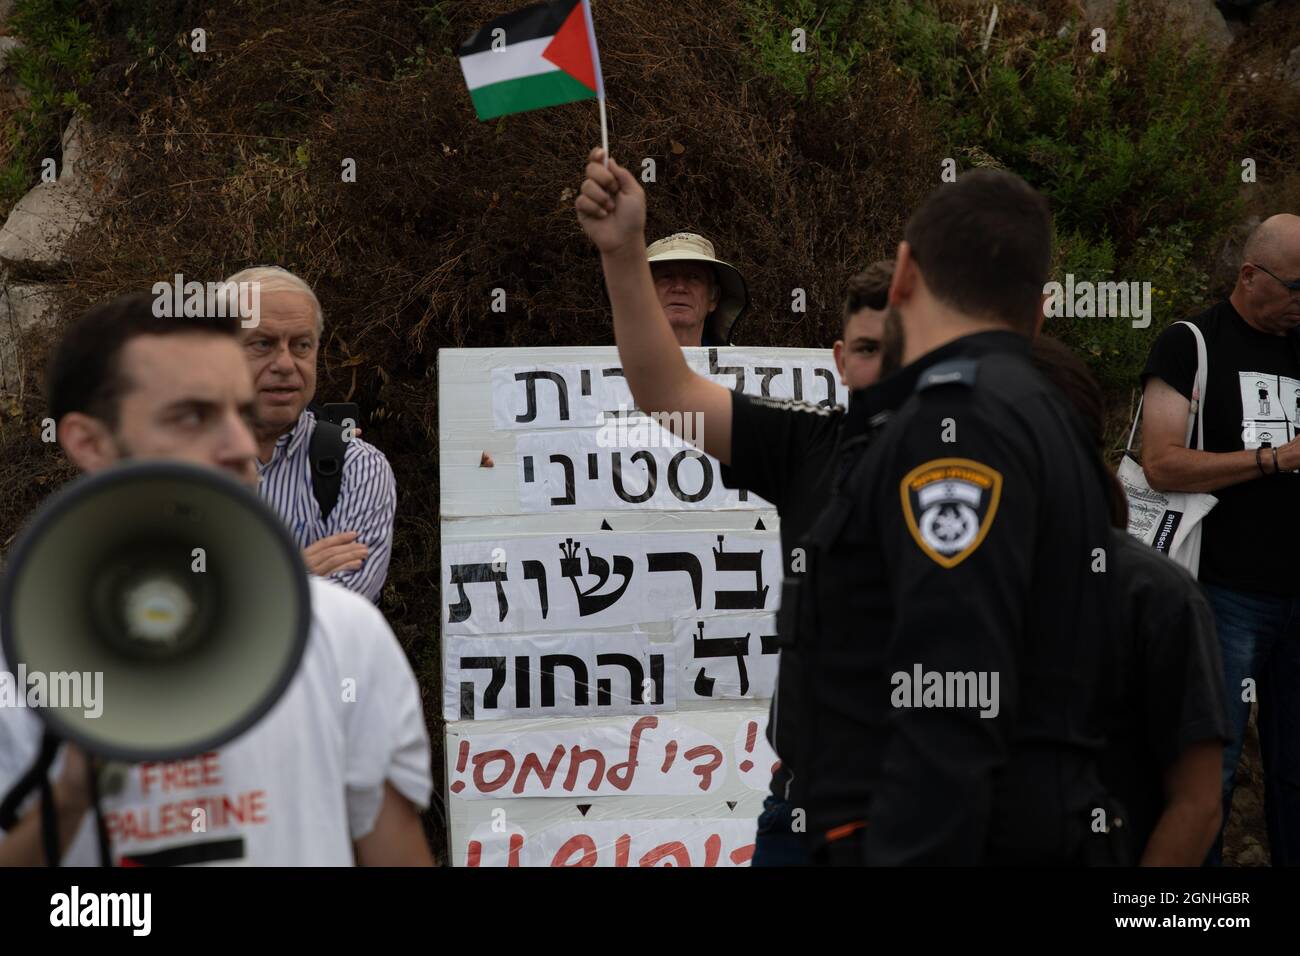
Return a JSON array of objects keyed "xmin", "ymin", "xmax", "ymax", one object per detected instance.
[
  {"xmin": 661, "ymin": 739, "xmax": 678, "ymax": 773},
  {"xmin": 615, "ymin": 833, "xmax": 631, "ymax": 868},
  {"xmin": 508, "ymin": 832, "xmax": 524, "ymax": 868},
  {"xmin": 729, "ymin": 844, "xmax": 755, "ymax": 865},
  {"xmin": 563, "ymin": 746, "xmax": 606, "ymax": 792},
  {"xmin": 472, "ymin": 749, "xmax": 516, "ymax": 793},
  {"xmin": 683, "ymin": 745, "xmax": 723, "ymax": 790},
  {"xmin": 606, "ymin": 716, "xmax": 658, "ymax": 791},
  {"xmin": 738, "ymin": 720, "xmax": 758, "ymax": 772},
  {"xmin": 640, "ymin": 841, "xmax": 691, "ymax": 867},
  {"xmin": 552, "ymin": 834, "xmax": 599, "ymax": 867},
  {"xmin": 514, "ymin": 745, "xmax": 566, "ymax": 795},
  {"xmin": 703, "ymin": 833, "xmax": 721, "ymax": 867},
  {"xmin": 468, "ymin": 841, "xmax": 482, "ymax": 867},
  {"xmin": 450, "ymin": 739, "xmax": 470, "ymax": 794}
]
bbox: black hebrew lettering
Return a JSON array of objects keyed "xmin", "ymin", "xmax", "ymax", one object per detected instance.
[
  {"xmin": 548, "ymin": 453, "xmax": 576, "ymax": 506},
  {"xmin": 515, "ymin": 655, "xmax": 530, "ymax": 708},
  {"xmin": 612, "ymin": 450, "xmax": 657, "ymax": 503},
  {"xmin": 595, "ymin": 653, "xmax": 645, "ymax": 706},
  {"xmin": 691, "ymin": 620, "xmax": 752, "ymax": 697},
  {"xmin": 814, "ymin": 367, "xmax": 836, "ymax": 408},
  {"xmin": 708, "ymin": 348, "xmax": 745, "ymax": 392},
  {"xmin": 712, "ymin": 535, "xmax": 770, "ymax": 610},
  {"xmin": 587, "ymin": 453, "xmax": 598, "ymax": 480},
  {"xmin": 580, "ymin": 368, "xmax": 592, "ymax": 396},
  {"xmin": 522, "ymin": 559, "xmax": 549, "ymax": 619},
  {"xmin": 514, "ymin": 370, "xmax": 570, "ymax": 423},
  {"xmin": 460, "ymin": 656, "xmax": 507, "ymax": 718},
  {"xmin": 648, "ymin": 653, "xmax": 665, "ymax": 706},
  {"xmin": 558, "ymin": 538, "xmax": 634, "ymax": 616},
  {"xmin": 447, "ymin": 563, "xmax": 509, "ymax": 623},
  {"xmin": 754, "ymin": 366, "xmax": 781, "ymax": 397},
  {"xmin": 647, "ymin": 551, "xmax": 704, "ymax": 608},
  {"xmin": 540, "ymin": 654, "xmax": 590, "ymax": 707},
  {"xmin": 667, "ymin": 450, "xmax": 714, "ymax": 502},
  {"xmin": 791, "ymin": 367, "xmax": 804, "ymax": 401}
]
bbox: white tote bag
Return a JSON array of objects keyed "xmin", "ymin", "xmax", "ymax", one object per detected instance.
[{"xmin": 1117, "ymin": 320, "xmax": 1217, "ymax": 575}]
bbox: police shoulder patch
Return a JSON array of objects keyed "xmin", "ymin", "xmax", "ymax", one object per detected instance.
[
  {"xmin": 899, "ymin": 457, "xmax": 1003, "ymax": 568},
  {"xmin": 915, "ymin": 358, "xmax": 979, "ymax": 392}
]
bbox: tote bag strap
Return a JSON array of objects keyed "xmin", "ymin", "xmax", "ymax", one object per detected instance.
[
  {"xmin": 1128, "ymin": 321, "xmax": 1208, "ymax": 454},
  {"xmin": 1178, "ymin": 320, "xmax": 1209, "ymax": 451}
]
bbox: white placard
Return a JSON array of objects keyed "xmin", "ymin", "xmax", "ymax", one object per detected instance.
[
  {"xmin": 489, "ymin": 352, "xmax": 845, "ymax": 431},
  {"xmin": 443, "ymin": 631, "xmax": 678, "ymax": 722},
  {"xmin": 441, "ymin": 530, "xmax": 780, "ymax": 635},
  {"xmin": 446, "ymin": 709, "xmax": 778, "ymax": 801}
]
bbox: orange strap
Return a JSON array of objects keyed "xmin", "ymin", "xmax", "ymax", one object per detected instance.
[{"xmin": 824, "ymin": 820, "xmax": 868, "ymax": 843}]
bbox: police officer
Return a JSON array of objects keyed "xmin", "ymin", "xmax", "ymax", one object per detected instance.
[
  {"xmin": 574, "ymin": 149, "xmax": 1117, "ymax": 866},
  {"xmin": 794, "ymin": 170, "xmax": 1119, "ymax": 865}
]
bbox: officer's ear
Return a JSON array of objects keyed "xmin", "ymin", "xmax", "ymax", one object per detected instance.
[{"xmin": 890, "ymin": 241, "xmax": 919, "ymax": 306}]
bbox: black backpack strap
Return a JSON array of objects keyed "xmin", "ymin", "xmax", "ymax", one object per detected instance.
[{"xmin": 309, "ymin": 417, "xmax": 346, "ymax": 522}]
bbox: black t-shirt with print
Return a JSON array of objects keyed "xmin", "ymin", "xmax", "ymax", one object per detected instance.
[
  {"xmin": 1100, "ymin": 530, "xmax": 1232, "ymax": 857},
  {"xmin": 1141, "ymin": 299, "xmax": 1300, "ymax": 596},
  {"xmin": 721, "ymin": 391, "xmax": 842, "ymax": 804}
]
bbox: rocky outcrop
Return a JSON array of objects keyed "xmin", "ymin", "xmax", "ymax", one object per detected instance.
[{"xmin": 0, "ymin": 117, "xmax": 122, "ymax": 275}]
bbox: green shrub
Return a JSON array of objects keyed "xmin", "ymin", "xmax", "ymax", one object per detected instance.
[{"xmin": 0, "ymin": 0, "xmax": 101, "ymax": 211}]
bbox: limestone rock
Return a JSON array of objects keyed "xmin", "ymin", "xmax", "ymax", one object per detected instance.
[
  {"xmin": 0, "ymin": 118, "xmax": 124, "ymax": 273},
  {"xmin": 1085, "ymin": 0, "xmax": 1233, "ymax": 52},
  {"xmin": 0, "ymin": 282, "xmax": 59, "ymax": 392}
]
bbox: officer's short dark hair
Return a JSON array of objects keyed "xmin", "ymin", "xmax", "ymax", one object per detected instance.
[
  {"xmin": 842, "ymin": 259, "xmax": 895, "ymax": 332},
  {"xmin": 47, "ymin": 292, "xmax": 241, "ymax": 428},
  {"xmin": 903, "ymin": 169, "xmax": 1051, "ymax": 336},
  {"xmin": 1030, "ymin": 336, "xmax": 1128, "ymax": 529}
]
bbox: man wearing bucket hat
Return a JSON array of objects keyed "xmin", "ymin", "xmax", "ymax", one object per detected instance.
[{"xmin": 645, "ymin": 232, "xmax": 749, "ymax": 347}]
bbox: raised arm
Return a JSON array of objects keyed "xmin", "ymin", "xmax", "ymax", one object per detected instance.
[
  {"xmin": 1140, "ymin": 376, "xmax": 1299, "ymax": 493},
  {"xmin": 575, "ymin": 147, "xmax": 733, "ymax": 465}
]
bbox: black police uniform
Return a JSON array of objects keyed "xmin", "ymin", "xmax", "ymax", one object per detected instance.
[{"xmin": 790, "ymin": 330, "xmax": 1117, "ymax": 865}]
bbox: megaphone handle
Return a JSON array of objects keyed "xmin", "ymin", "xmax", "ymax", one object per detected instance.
[
  {"xmin": 0, "ymin": 729, "xmax": 59, "ymax": 831},
  {"xmin": 87, "ymin": 755, "xmax": 113, "ymax": 867},
  {"xmin": 0, "ymin": 730, "xmax": 62, "ymax": 865}
]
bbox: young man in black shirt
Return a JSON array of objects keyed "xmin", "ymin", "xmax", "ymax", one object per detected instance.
[
  {"xmin": 1140, "ymin": 213, "xmax": 1300, "ymax": 865},
  {"xmin": 1033, "ymin": 337, "xmax": 1231, "ymax": 865},
  {"xmin": 724, "ymin": 262, "xmax": 893, "ymax": 866}
]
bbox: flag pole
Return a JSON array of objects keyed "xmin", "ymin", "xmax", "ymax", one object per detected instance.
[
  {"xmin": 581, "ymin": 0, "xmax": 608, "ymax": 169},
  {"xmin": 599, "ymin": 95, "xmax": 609, "ymax": 169}
]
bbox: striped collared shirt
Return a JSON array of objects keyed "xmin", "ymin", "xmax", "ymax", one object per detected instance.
[{"xmin": 256, "ymin": 409, "xmax": 396, "ymax": 603}]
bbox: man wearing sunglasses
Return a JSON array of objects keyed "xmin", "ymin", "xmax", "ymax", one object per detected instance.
[{"xmin": 1139, "ymin": 213, "xmax": 1300, "ymax": 865}]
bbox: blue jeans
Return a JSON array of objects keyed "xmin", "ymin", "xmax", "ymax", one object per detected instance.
[
  {"xmin": 1203, "ymin": 583, "xmax": 1300, "ymax": 866},
  {"xmin": 751, "ymin": 795, "xmax": 810, "ymax": 866}
]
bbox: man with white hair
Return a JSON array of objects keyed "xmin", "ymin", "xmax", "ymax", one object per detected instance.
[
  {"xmin": 644, "ymin": 232, "xmax": 749, "ymax": 347},
  {"xmin": 225, "ymin": 266, "xmax": 396, "ymax": 603},
  {"xmin": 1141, "ymin": 213, "xmax": 1300, "ymax": 866}
]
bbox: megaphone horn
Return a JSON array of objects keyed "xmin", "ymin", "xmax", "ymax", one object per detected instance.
[{"xmin": 0, "ymin": 461, "xmax": 311, "ymax": 763}]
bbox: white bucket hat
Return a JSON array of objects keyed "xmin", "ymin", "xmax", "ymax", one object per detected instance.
[{"xmin": 646, "ymin": 232, "xmax": 749, "ymax": 345}]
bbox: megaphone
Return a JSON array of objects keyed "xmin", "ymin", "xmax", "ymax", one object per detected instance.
[{"xmin": 0, "ymin": 461, "xmax": 310, "ymax": 763}]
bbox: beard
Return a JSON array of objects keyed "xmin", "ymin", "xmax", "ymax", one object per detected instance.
[{"xmin": 880, "ymin": 305, "xmax": 906, "ymax": 377}]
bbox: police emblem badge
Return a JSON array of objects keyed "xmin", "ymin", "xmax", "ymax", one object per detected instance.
[{"xmin": 900, "ymin": 458, "xmax": 1003, "ymax": 568}]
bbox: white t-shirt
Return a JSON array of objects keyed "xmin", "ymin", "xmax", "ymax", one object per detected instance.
[{"xmin": 0, "ymin": 578, "xmax": 431, "ymax": 866}]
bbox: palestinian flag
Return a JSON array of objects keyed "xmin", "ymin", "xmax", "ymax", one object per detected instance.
[{"xmin": 459, "ymin": 0, "xmax": 605, "ymax": 121}]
